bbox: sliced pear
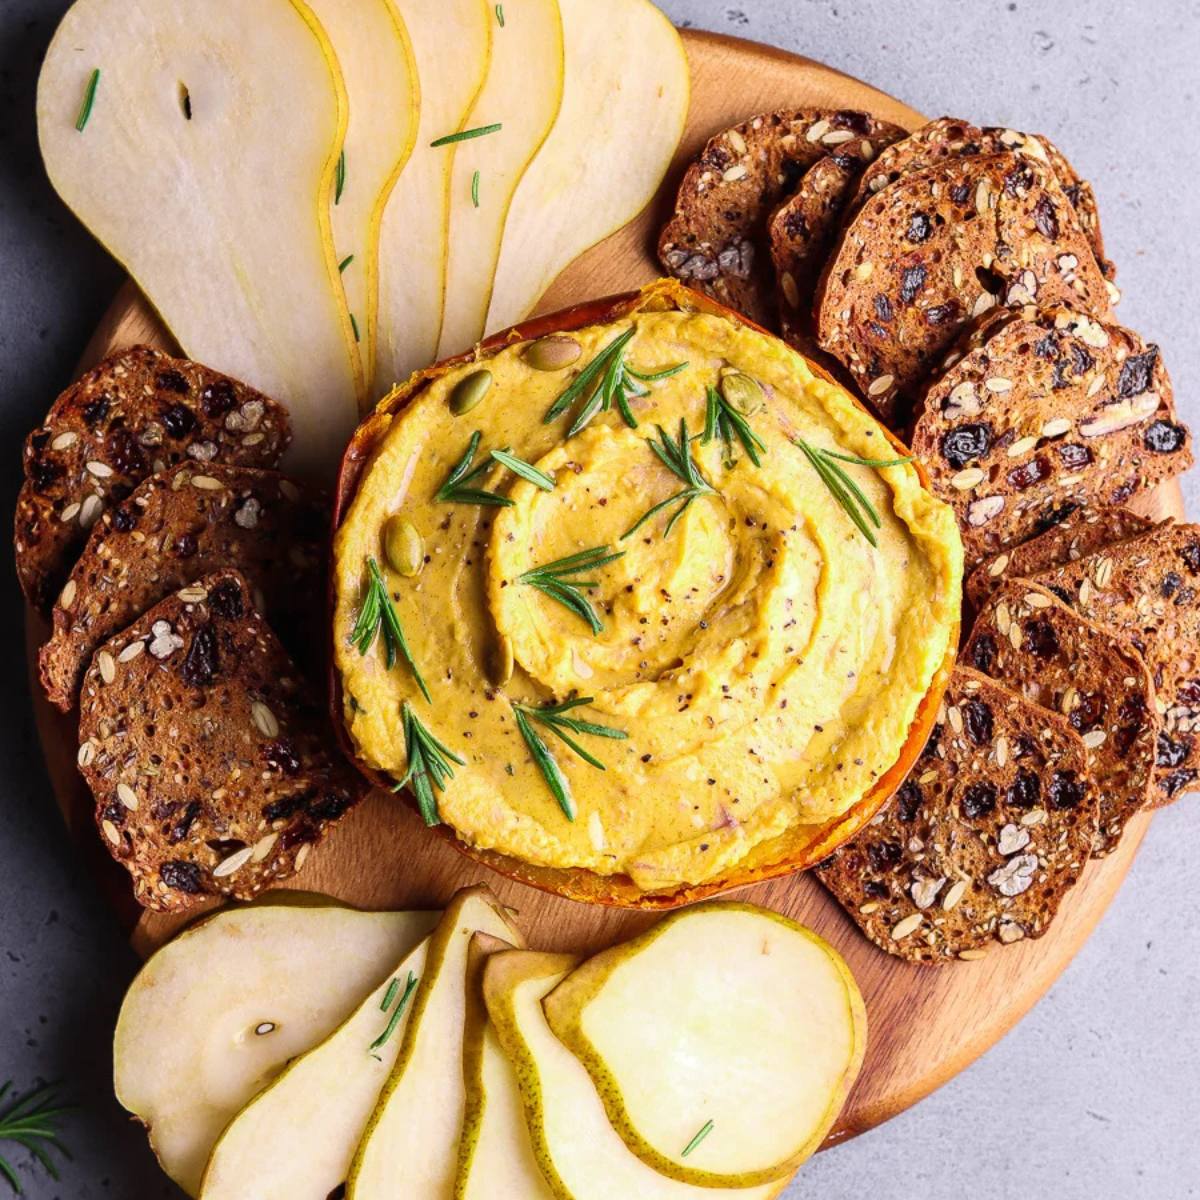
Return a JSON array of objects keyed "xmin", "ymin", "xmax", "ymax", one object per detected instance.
[
  {"xmin": 114, "ymin": 899, "xmax": 438, "ymax": 1196},
  {"xmin": 482, "ymin": 0, "xmax": 688, "ymax": 334},
  {"xmin": 454, "ymin": 935, "xmax": 554, "ymax": 1200},
  {"xmin": 482, "ymin": 951, "xmax": 784, "ymax": 1200},
  {"xmin": 434, "ymin": 0, "xmax": 564, "ymax": 359},
  {"xmin": 348, "ymin": 886, "xmax": 523, "ymax": 1198},
  {"xmin": 543, "ymin": 903, "xmax": 866, "ymax": 1188},
  {"xmin": 306, "ymin": 0, "xmax": 420, "ymax": 394},
  {"xmin": 373, "ymin": 0, "xmax": 492, "ymax": 394},
  {"xmin": 201, "ymin": 936, "xmax": 430, "ymax": 1199},
  {"xmin": 37, "ymin": 0, "xmax": 363, "ymax": 478}
]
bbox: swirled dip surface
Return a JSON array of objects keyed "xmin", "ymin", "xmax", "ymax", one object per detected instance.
[{"xmin": 334, "ymin": 310, "xmax": 962, "ymax": 892}]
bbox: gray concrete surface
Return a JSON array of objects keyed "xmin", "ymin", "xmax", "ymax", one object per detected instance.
[{"xmin": 1, "ymin": 0, "xmax": 1197, "ymax": 1196}]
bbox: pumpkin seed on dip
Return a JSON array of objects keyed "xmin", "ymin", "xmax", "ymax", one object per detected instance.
[{"xmin": 333, "ymin": 304, "xmax": 962, "ymax": 896}]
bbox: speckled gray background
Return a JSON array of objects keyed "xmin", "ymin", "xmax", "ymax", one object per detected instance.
[{"xmin": 1, "ymin": 1, "xmax": 1197, "ymax": 1197}]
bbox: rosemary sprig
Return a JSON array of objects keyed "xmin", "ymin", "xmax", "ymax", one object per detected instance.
[
  {"xmin": 490, "ymin": 449, "xmax": 554, "ymax": 491},
  {"xmin": 513, "ymin": 698, "xmax": 626, "ymax": 820},
  {"xmin": 471, "ymin": 169, "xmax": 481, "ymax": 207},
  {"xmin": 351, "ymin": 557, "xmax": 431, "ymax": 701},
  {"xmin": 75, "ymin": 69, "xmax": 100, "ymax": 133},
  {"xmin": 543, "ymin": 329, "xmax": 687, "ymax": 434},
  {"xmin": 338, "ymin": 253, "xmax": 355, "ymax": 273},
  {"xmin": 431, "ymin": 123, "xmax": 503, "ymax": 148},
  {"xmin": 703, "ymin": 386, "xmax": 766, "ymax": 468},
  {"xmin": 681, "ymin": 1119, "xmax": 714, "ymax": 1158},
  {"xmin": 0, "ymin": 1081, "xmax": 72, "ymax": 1194},
  {"xmin": 622, "ymin": 419, "xmax": 716, "ymax": 540},
  {"xmin": 369, "ymin": 970, "xmax": 419, "ymax": 1054},
  {"xmin": 518, "ymin": 546, "xmax": 624, "ymax": 635},
  {"xmin": 794, "ymin": 439, "xmax": 911, "ymax": 547},
  {"xmin": 335, "ymin": 150, "xmax": 346, "ymax": 203},
  {"xmin": 436, "ymin": 431, "xmax": 513, "ymax": 507},
  {"xmin": 398, "ymin": 702, "xmax": 464, "ymax": 826}
]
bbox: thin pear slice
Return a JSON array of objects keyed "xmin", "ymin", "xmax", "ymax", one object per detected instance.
[
  {"xmin": 306, "ymin": 0, "xmax": 420, "ymax": 394},
  {"xmin": 114, "ymin": 899, "xmax": 438, "ymax": 1196},
  {"xmin": 348, "ymin": 886, "xmax": 524, "ymax": 1198},
  {"xmin": 482, "ymin": 951, "xmax": 785, "ymax": 1200},
  {"xmin": 483, "ymin": 0, "xmax": 688, "ymax": 334},
  {"xmin": 544, "ymin": 903, "xmax": 867, "ymax": 1188},
  {"xmin": 373, "ymin": 0, "xmax": 492, "ymax": 394},
  {"xmin": 37, "ymin": 0, "xmax": 362, "ymax": 479},
  {"xmin": 434, "ymin": 0, "xmax": 564, "ymax": 359},
  {"xmin": 201, "ymin": 936, "xmax": 429, "ymax": 1199},
  {"xmin": 454, "ymin": 935, "xmax": 555, "ymax": 1200}
]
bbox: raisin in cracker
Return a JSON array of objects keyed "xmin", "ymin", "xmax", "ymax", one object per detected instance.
[
  {"xmin": 910, "ymin": 306, "xmax": 1189, "ymax": 569},
  {"xmin": 658, "ymin": 109, "xmax": 903, "ymax": 326},
  {"xmin": 1030, "ymin": 523, "xmax": 1200, "ymax": 806},
  {"xmin": 816, "ymin": 667, "xmax": 1096, "ymax": 965},
  {"xmin": 816, "ymin": 151, "xmax": 1113, "ymax": 421},
  {"xmin": 78, "ymin": 570, "xmax": 363, "ymax": 913},
  {"xmin": 963, "ymin": 580, "xmax": 1157, "ymax": 854},
  {"xmin": 966, "ymin": 507, "xmax": 1154, "ymax": 609},
  {"xmin": 15, "ymin": 346, "xmax": 290, "ymax": 613},
  {"xmin": 39, "ymin": 464, "xmax": 327, "ymax": 711}
]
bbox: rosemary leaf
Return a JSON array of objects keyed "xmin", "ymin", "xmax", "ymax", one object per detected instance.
[
  {"xmin": 369, "ymin": 970, "xmax": 419, "ymax": 1052},
  {"xmin": 352, "ymin": 558, "xmax": 431, "ymax": 700},
  {"xmin": 701, "ymin": 386, "xmax": 766, "ymax": 468},
  {"xmin": 495, "ymin": 3, "xmax": 505, "ymax": 25},
  {"xmin": 821, "ymin": 448, "xmax": 913, "ymax": 468},
  {"xmin": 350, "ymin": 313, "xmax": 361, "ymax": 343},
  {"xmin": 514, "ymin": 708, "xmax": 575, "ymax": 820},
  {"xmin": 398, "ymin": 703, "xmax": 465, "ymax": 826},
  {"xmin": 338, "ymin": 253, "xmax": 355, "ymax": 273},
  {"xmin": 622, "ymin": 419, "xmax": 716, "ymax": 540},
  {"xmin": 335, "ymin": 150, "xmax": 346, "ymax": 203},
  {"xmin": 471, "ymin": 169, "xmax": 481, "ymax": 207},
  {"xmin": 518, "ymin": 546, "xmax": 624, "ymax": 635},
  {"xmin": 490, "ymin": 449, "xmax": 555, "ymax": 491},
  {"xmin": 436, "ymin": 431, "xmax": 513, "ymax": 507},
  {"xmin": 0, "ymin": 1082, "xmax": 72, "ymax": 1194},
  {"xmin": 431, "ymin": 123, "xmax": 503, "ymax": 148},
  {"xmin": 681, "ymin": 1119, "xmax": 714, "ymax": 1158},
  {"xmin": 795, "ymin": 439, "xmax": 883, "ymax": 546},
  {"xmin": 75, "ymin": 69, "xmax": 100, "ymax": 133}
]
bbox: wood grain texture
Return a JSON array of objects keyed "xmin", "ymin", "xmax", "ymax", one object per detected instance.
[{"xmin": 27, "ymin": 28, "xmax": 1185, "ymax": 1147}]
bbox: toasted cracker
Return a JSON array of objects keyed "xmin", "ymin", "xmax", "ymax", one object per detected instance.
[
  {"xmin": 78, "ymin": 570, "xmax": 363, "ymax": 913},
  {"xmin": 910, "ymin": 305, "xmax": 1190, "ymax": 569},
  {"xmin": 816, "ymin": 667, "xmax": 1096, "ymax": 965},
  {"xmin": 963, "ymin": 580, "xmax": 1157, "ymax": 854},
  {"xmin": 15, "ymin": 346, "xmax": 290, "ymax": 612},
  {"xmin": 39, "ymin": 464, "xmax": 327, "ymax": 711},
  {"xmin": 966, "ymin": 507, "xmax": 1154, "ymax": 609},
  {"xmin": 1030, "ymin": 523, "xmax": 1200, "ymax": 805},
  {"xmin": 816, "ymin": 151, "xmax": 1113, "ymax": 420},
  {"xmin": 658, "ymin": 109, "xmax": 902, "ymax": 326}
]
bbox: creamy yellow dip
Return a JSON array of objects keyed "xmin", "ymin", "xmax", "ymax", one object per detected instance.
[{"xmin": 334, "ymin": 310, "xmax": 962, "ymax": 892}]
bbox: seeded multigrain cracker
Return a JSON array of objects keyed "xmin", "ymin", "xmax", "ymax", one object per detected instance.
[
  {"xmin": 816, "ymin": 668, "xmax": 1096, "ymax": 965},
  {"xmin": 963, "ymin": 580, "xmax": 1158, "ymax": 854},
  {"xmin": 1030, "ymin": 523, "xmax": 1200, "ymax": 806},
  {"xmin": 815, "ymin": 151, "xmax": 1113, "ymax": 422},
  {"xmin": 15, "ymin": 346, "xmax": 290, "ymax": 612},
  {"xmin": 78, "ymin": 570, "xmax": 363, "ymax": 913},
  {"xmin": 768, "ymin": 124, "xmax": 906, "ymax": 334},
  {"xmin": 658, "ymin": 109, "xmax": 903, "ymax": 326},
  {"xmin": 846, "ymin": 118, "xmax": 1114, "ymax": 282},
  {"xmin": 966, "ymin": 507, "xmax": 1154, "ymax": 609},
  {"xmin": 39, "ymin": 464, "xmax": 327, "ymax": 711},
  {"xmin": 910, "ymin": 306, "xmax": 1190, "ymax": 569}
]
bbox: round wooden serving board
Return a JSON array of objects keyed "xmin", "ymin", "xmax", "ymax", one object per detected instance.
[{"xmin": 27, "ymin": 29, "xmax": 1184, "ymax": 1148}]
